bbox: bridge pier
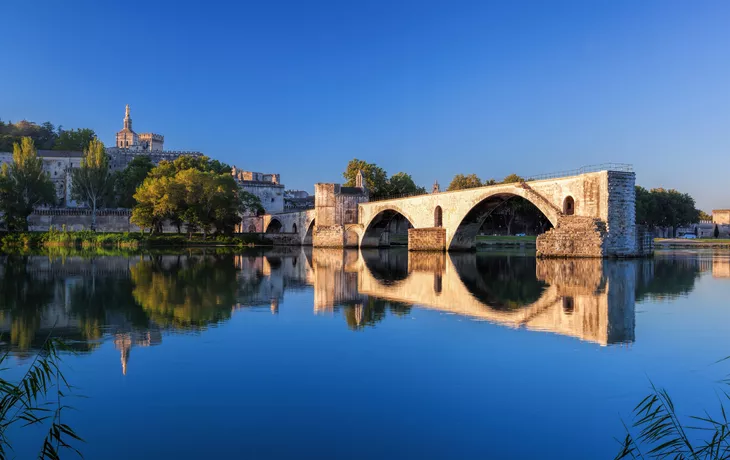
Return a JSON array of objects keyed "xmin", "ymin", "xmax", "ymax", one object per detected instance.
[{"xmin": 407, "ymin": 227, "xmax": 446, "ymax": 251}]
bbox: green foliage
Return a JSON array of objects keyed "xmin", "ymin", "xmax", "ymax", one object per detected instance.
[
  {"xmin": 0, "ymin": 138, "xmax": 56, "ymax": 231},
  {"xmin": 71, "ymin": 139, "xmax": 113, "ymax": 229},
  {"xmin": 0, "ymin": 338, "xmax": 83, "ymax": 459},
  {"xmin": 700, "ymin": 210, "xmax": 713, "ymax": 221},
  {"xmin": 615, "ymin": 377, "xmax": 730, "ymax": 460},
  {"xmin": 52, "ymin": 128, "xmax": 96, "ymax": 151},
  {"xmin": 636, "ymin": 186, "xmax": 701, "ymax": 231},
  {"xmin": 384, "ymin": 172, "xmax": 426, "ymax": 196},
  {"xmin": 113, "ymin": 156, "xmax": 155, "ymax": 208},
  {"xmin": 343, "ymin": 158, "xmax": 389, "ymax": 197},
  {"xmin": 0, "ymin": 120, "xmax": 57, "ymax": 151},
  {"xmin": 132, "ymin": 155, "xmax": 243, "ymax": 237},
  {"xmin": 447, "ymin": 173, "xmax": 483, "ymax": 191},
  {"xmin": 342, "ymin": 159, "xmax": 426, "ymax": 198},
  {"xmin": 501, "ymin": 173, "xmax": 524, "ymax": 184},
  {"xmin": 129, "ymin": 255, "xmax": 238, "ymax": 328}
]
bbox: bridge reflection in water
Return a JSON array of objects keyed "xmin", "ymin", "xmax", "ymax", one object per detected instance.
[
  {"xmin": 306, "ymin": 249, "xmax": 636, "ymax": 346},
  {"xmin": 2, "ymin": 248, "xmax": 723, "ymax": 373}
]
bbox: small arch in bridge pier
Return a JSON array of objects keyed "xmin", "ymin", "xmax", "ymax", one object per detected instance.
[
  {"xmin": 434, "ymin": 273, "xmax": 442, "ymax": 294},
  {"xmin": 292, "ymin": 223, "xmax": 298, "ymax": 234},
  {"xmin": 247, "ymin": 224, "xmax": 257, "ymax": 233},
  {"xmin": 563, "ymin": 196, "xmax": 575, "ymax": 216},
  {"xmin": 562, "ymin": 296, "xmax": 575, "ymax": 314},
  {"xmin": 434, "ymin": 206, "xmax": 443, "ymax": 227}
]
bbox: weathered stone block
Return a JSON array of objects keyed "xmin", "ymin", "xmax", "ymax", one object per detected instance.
[{"xmin": 408, "ymin": 227, "xmax": 446, "ymax": 252}]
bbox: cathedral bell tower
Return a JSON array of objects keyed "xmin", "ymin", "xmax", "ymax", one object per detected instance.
[
  {"xmin": 116, "ymin": 104, "xmax": 139, "ymax": 149},
  {"xmin": 123, "ymin": 104, "xmax": 132, "ymax": 131}
]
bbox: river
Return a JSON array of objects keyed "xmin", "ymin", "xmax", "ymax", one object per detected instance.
[{"xmin": 1, "ymin": 248, "xmax": 729, "ymax": 458}]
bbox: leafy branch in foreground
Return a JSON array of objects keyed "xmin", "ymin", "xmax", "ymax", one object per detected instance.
[
  {"xmin": 0, "ymin": 337, "xmax": 83, "ymax": 459},
  {"xmin": 616, "ymin": 379, "xmax": 730, "ymax": 459}
]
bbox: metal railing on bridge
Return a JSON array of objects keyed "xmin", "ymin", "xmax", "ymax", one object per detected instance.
[
  {"xmin": 367, "ymin": 163, "xmax": 633, "ymax": 202},
  {"xmin": 523, "ymin": 163, "xmax": 633, "ymax": 181}
]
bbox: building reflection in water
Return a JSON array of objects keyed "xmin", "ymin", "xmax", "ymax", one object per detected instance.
[{"xmin": 0, "ymin": 248, "xmax": 723, "ymax": 371}]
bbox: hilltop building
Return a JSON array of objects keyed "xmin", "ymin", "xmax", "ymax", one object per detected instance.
[
  {"xmin": 0, "ymin": 105, "xmax": 205, "ymax": 206},
  {"xmin": 106, "ymin": 105, "xmax": 203, "ymax": 170}
]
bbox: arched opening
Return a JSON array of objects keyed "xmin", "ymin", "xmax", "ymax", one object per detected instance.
[
  {"xmin": 563, "ymin": 196, "xmax": 575, "ymax": 216},
  {"xmin": 449, "ymin": 193, "xmax": 555, "ymax": 250},
  {"xmin": 450, "ymin": 252, "xmax": 549, "ymax": 310},
  {"xmin": 247, "ymin": 224, "xmax": 257, "ymax": 233},
  {"xmin": 292, "ymin": 223, "xmax": 298, "ymax": 234},
  {"xmin": 362, "ymin": 209, "xmax": 413, "ymax": 248},
  {"xmin": 434, "ymin": 206, "xmax": 443, "ymax": 227},
  {"xmin": 562, "ymin": 296, "xmax": 575, "ymax": 314},
  {"xmin": 360, "ymin": 248, "xmax": 409, "ymax": 282},
  {"xmin": 265, "ymin": 219, "xmax": 282, "ymax": 234}
]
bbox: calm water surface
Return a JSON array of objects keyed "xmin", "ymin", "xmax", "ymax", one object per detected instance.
[{"xmin": 2, "ymin": 248, "xmax": 730, "ymax": 459}]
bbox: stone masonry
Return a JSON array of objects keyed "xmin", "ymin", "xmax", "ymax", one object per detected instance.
[{"xmin": 408, "ymin": 228, "xmax": 446, "ymax": 251}]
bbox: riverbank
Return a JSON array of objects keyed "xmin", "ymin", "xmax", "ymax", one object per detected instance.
[
  {"xmin": 476, "ymin": 235, "xmax": 537, "ymax": 247},
  {"xmin": 655, "ymin": 238, "xmax": 730, "ymax": 249},
  {"xmin": 0, "ymin": 231, "xmax": 270, "ymax": 251}
]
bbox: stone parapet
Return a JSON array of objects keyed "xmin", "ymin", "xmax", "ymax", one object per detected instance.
[{"xmin": 408, "ymin": 227, "xmax": 446, "ymax": 252}]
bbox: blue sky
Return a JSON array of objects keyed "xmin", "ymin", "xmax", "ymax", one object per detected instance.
[{"xmin": 2, "ymin": 0, "xmax": 729, "ymax": 210}]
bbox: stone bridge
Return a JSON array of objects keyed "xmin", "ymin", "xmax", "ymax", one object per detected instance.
[{"xmin": 258, "ymin": 166, "xmax": 651, "ymax": 257}]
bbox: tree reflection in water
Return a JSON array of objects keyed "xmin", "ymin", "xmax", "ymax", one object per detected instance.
[
  {"xmin": 0, "ymin": 248, "xmax": 719, "ymax": 358},
  {"xmin": 130, "ymin": 254, "xmax": 239, "ymax": 329}
]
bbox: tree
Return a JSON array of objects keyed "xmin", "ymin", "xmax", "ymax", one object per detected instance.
[
  {"xmin": 447, "ymin": 174, "xmax": 482, "ymax": 191},
  {"xmin": 131, "ymin": 155, "xmax": 242, "ymax": 236},
  {"xmin": 699, "ymin": 210, "xmax": 712, "ymax": 221},
  {"xmin": 0, "ymin": 120, "xmax": 58, "ymax": 151},
  {"xmin": 635, "ymin": 186, "xmax": 700, "ymax": 236},
  {"xmin": 71, "ymin": 139, "xmax": 112, "ymax": 230},
  {"xmin": 714, "ymin": 224, "xmax": 720, "ymax": 238},
  {"xmin": 113, "ymin": 155, "xmax": 155, "ymax": 208},
  {"xmin": 343, "ymin": 159, "xmax": 388, "ymax": 197},
  {"xmin": 500, "ymin": 173, "xmax": 524, "ymax": 184},
  {"xmin": 53, "ymin": 128, "xmax": 96, "ymax": 151},
  {"xmin": 385, "ymin": 172, "xmax": 426, "ymax": 196},
  {"xmin": 0, "ymin": 137, "xmax": 56, "ymax": 231},
  {"xmin": 240, "ymin": 190, "xmax": 264, "ymax": 216}
]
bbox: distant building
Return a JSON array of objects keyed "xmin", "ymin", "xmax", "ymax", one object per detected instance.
[
  {"xmin": 713, "ymin": 210, "xmax": 730, "ymax": 225},
  {"xmin": 231, "ymin": 166, "xmax": 285, "ymax": 214},
  {"xmin": 284, "ymin": 190, "xmax": 314, "ymax": 211}
]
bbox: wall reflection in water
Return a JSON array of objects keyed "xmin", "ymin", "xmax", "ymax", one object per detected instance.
[{"xmin": 0, "ymin": 248, "xmax": 727, "ymax": 372}]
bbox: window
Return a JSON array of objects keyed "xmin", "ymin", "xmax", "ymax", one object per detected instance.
[
  {"xmin": 292, "ymin": 223, "xmax": 298, "ymax": 233},
  {"xmin": 563, "ymin": 196, "xmax": 575, "ymax": 215},
  {"xmin": 434, "ymin": 206, "xmax": 443, "ymax": 227}
]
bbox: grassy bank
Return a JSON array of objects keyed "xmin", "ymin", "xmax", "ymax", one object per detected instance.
[
  {"xmin": 476, "ymin": 235, "xmax": 537, "ymax": 246},
  {"xmin": 655, "ymin": 238, "xmax": 730, "ymax": 248},
  {"xmin": 0, "ymin": 230, "xmax": 271, "ymax": 251}
]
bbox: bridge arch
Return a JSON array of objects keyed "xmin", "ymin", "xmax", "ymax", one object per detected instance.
[
  {"xmin": 361, "ymin": 207, "xmax": 416, "ymax": 248},
  {"xmin": 265, "ymin": 218, "xmax": 283, "ymax": 234},
  {"xmin": 447, "ymin": 185, "xmax": 560, "ymax": 250}
]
